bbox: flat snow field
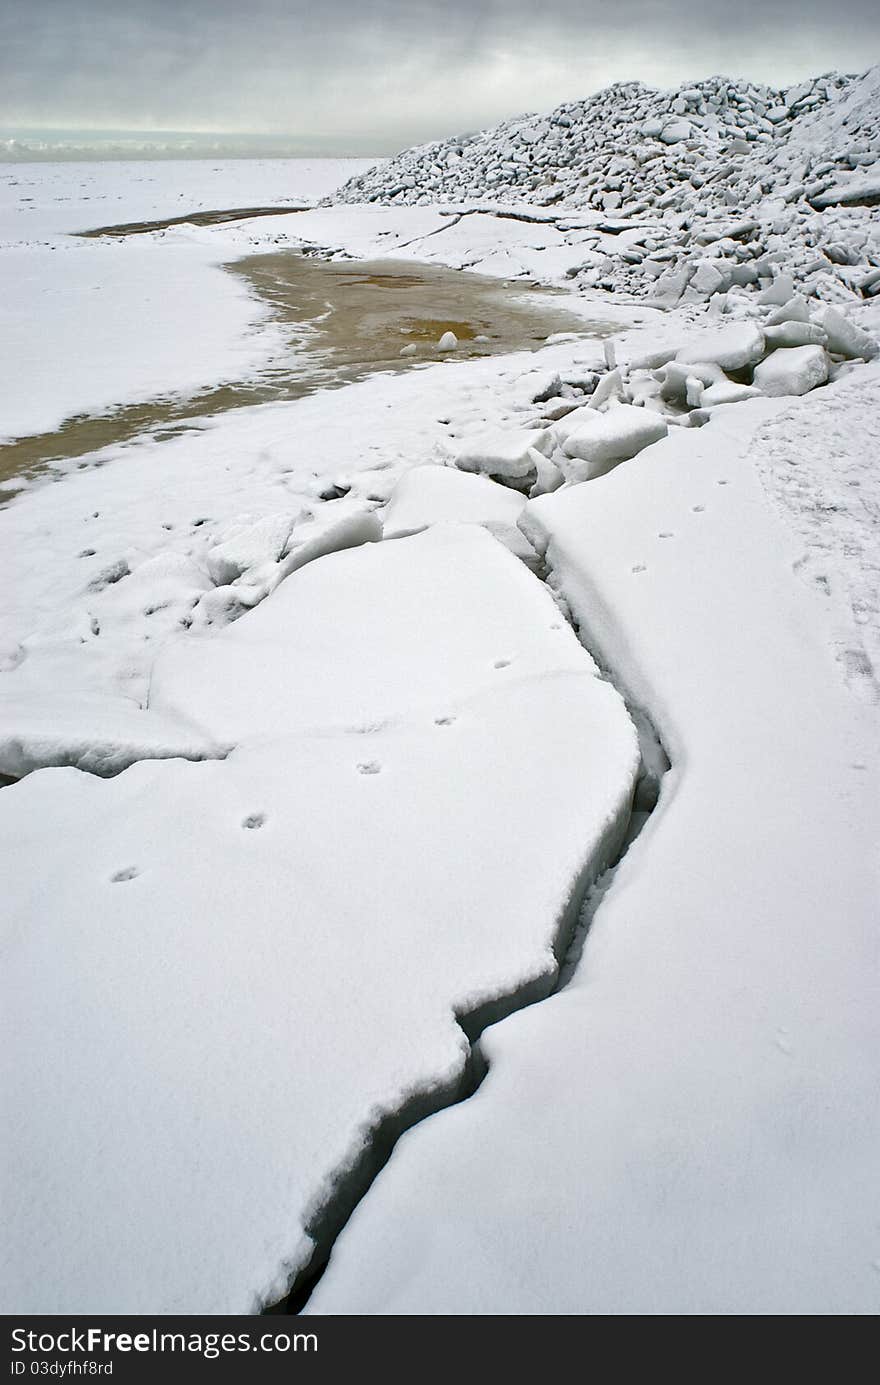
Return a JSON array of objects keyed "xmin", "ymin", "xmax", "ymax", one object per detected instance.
[{"xmin": 2, "ymin": 151, "xmax": 879, "ymax": 1316}]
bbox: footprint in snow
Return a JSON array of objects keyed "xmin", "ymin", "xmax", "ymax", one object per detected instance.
[
  {"xmin": 110, "ymin": 866, "xmax": 139, "ymax": 884},
  {"xmin": 692, "ymin": 505, "xmax": 705, "ymax": 514},
  {"xmin": 357, "ymin": 761, "xmax": 382, "ymax": 775},
  {"xmin": 242, "ymin": 813, "xmax": 266, "ymax": 830},
  {"xmin": 434, "ymin": 715, "xmax": 456, "ymax": 726},
  {"xmin": 631, "ymin": 563, "xmax": 647, "ymax": 574},
  {"xmin": 494, "ymin": 658, "xmax": 512, "ymax": 669},
  {"xmin": 658, "ymin": 532, "xmax": 674, "ymax": 539}
]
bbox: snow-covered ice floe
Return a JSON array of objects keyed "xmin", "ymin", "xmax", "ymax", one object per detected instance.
[
  {"xmin": 382, "ymin": 464, "xmax": 526, "ymax": 540},
  {"xmin": 0, "ymin": 691, "xmax": 227, "ymax": 779},
  {"xmin": 1, "ymin": 524, "xmax": 638, "ymax": 1313},
  {"xmin": 305, "ymin": 381, "xmax": 880, "ymax": 1316}
]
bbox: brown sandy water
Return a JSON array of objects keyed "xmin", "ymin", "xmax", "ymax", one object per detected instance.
[{"xmin": 0, "ymin": 249, "xmax": 614, "ymax": 496}]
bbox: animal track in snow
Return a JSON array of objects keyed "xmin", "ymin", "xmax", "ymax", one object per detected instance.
[
  {"xmin": 631, "ymin": 563, "xmax": 647, "ymax": 574},
  {"xmin": 242, "ymin": 813, "xmax": 266, "ymax": 830},
  {"xmin": 493, "ymin": 658, "xmax": 512, "ymax": 669},
  {"xmin": 357, "ymin": 760, "xmax": 382, "ymax": 775},
  {"xmin": 110, "ymin": 866, "xmax": 139, "ymax": 883}
]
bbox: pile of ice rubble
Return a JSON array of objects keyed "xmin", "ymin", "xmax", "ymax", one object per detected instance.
[
  {"xmin": 434, "ymin": 295, "xmax": 878, "ymax": 501},
  {"xmin": 332, "ymin": 67, "xmax": 880, "ymax": 306}
]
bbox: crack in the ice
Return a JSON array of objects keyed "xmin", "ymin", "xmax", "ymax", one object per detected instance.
[
  {"xmin": 392, "ymin": 213, "xmax": 466, "ymax": 251},
  {"xmin": 265, "ymin": 543, "xmax": 670, "ymax": 1316},
  {"xmin": 392, "ymin": 205, "xmax": 567, "ymax": 256}
]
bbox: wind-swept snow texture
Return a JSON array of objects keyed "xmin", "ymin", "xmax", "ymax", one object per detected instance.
[
  {"xmin": 750, "ymin": 367, "xmax": 880, "ymax": 698},
  {"xmin": 307, "ymin": 388, "xmax": 880, "ymax": 1316},
  {"xmin": 333, "ymin": 67, "xmax": 880, "ymax": 309},
  {"xmin": 0, "ymin": 525, "xmax": 638, "ymax": 1314}
]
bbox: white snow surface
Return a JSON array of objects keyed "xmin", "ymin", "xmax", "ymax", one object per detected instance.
[
  {"xmin": 0, "ymin": 159, "xmax": 367, "ymax": 243},
  {"xmin": 0, "ymin": 524, "xmax": 639, "ymax": 1314},
  {"xmin": 308, "ymin": 381, "xmax": 880, "ymax": 1316},
  {"xmin": 0, "ymin": 691, "xmax": 226, "ymax": 779},
  {"xmin": 0, "ymin": 236, "xmax": 276, "ymax": 441},
  {"xmin": 750, "ymin": 366, "xmax": 880, "ymax": 695},
  {"xmin": 382, "ymin": 465, "xmax": 525, "ymax": 539},
  {"xmin": 148, "ymin": 524, "xmax": 592, "ymax": 741}
]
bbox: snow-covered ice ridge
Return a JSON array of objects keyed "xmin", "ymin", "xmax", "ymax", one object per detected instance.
[{"xmin": 331, "ymin": 67, "xmax": 880, "ymax": 306}]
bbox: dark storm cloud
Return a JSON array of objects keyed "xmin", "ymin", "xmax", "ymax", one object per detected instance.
[{"xmin": 2, "ymin": 0, "xmax": 879, "ymax": 151}]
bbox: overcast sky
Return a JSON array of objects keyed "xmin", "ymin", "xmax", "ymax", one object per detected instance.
[{"xmin": 2, "ymin": 0, "xmax": 879, "ymax": 153}]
